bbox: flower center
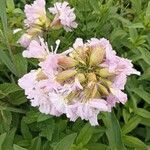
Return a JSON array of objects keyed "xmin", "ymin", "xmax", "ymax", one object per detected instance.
[{"xmin": 56, "ymin": 46, "xmax": 114, "ymax": 102}]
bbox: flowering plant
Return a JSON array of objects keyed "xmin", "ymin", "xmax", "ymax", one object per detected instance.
[{"xmin": 18, "ymin": 0, "xmax": 140, "ymax": 126}]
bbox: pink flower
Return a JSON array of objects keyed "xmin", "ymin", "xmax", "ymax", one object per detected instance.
[
  {"xmin": 22, "ymin": 37, "xmax": 49, "ymax": 59},
  {"xmin": 18, "ymin": 37, "xmax": 140, "ymax": 126},
  {"xmin": 24, "ymin": 0, "xmax": 46, "ymax": 27},
  {"xmin": 18, "ymin": 70, "xmax": 37, "ymax": 95},
  {"xmin": 18, "ymin": 33, "xmax": 32, "ymax": 47},
  {"xmin": 39, "ymin": 54, "xmax": 60, "ymax": 76},
  {"xmin": 66, "ymin": 99, "xmax": 110, "ymax": 126},
  {"xmin": 49, "ymin": 1, "xmax": 78, "ymax": 32},
  {"xmin": 18, "ymin": 69, "xmax": 62, "ymax": 116}
]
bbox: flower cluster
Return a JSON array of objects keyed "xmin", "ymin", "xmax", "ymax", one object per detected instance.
[
  {"xmin": 18, "ymin": 0, "xmax": 140, "ymax": 126},
  {"xmin": 18, "ymin": 0, "xmax": 77, "ymax": 47}
]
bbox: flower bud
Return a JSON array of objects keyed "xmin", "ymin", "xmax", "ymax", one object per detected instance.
[
  {"xmin": 51, "ymin": 15, "xmax": 62, "ymax": 30},
  {"xmin": 56, "ymin": 70, "xmax": 77, "ymax": 83},
  {"xmin": 58, "ymin": 56, "xmax": 78, "ymax": 68},
  {"xmin": 98, "ymin": 68, "xmax": 113, "ymax": 78},
  {"xmin": 45, "ymin": 18, "xmax": 51, "ymax": 28},
  {"xmin": 98, "ymin": 84, "xmax": 109, "ymax": 96},
  {"xmin": 76, "ymin": 73, "xmax": 86, "ymax": 83},
  {"xmin": 87, "ymin": 73, "xmax": 97, "ymax": 82},
  {"xmin": 71, "ymin": 49, "xmax": 87, "ymax": 65},
  {"xmin": 27, "ymin": 27, "xmax": 42, "ymax": 36},
  {"xmin": 91, "ymin": 84, "xmax": 98, "ymax": 98},
  {"xmin": 94, "ymin": 91, "xmax": 101, "ymax": 99},
  {"xmin": 35, "ymin": 15, "xmax": 47, "ymax": 26},
  {"xmin": 101, "ymin": 78, "xmax": 112, "ymax": 88},
  {"xmin": 36, "ymin": 69, "xmax": 47, "ymax": 81},
  {"xmin": 89, "ymin": 47, "xmax": 105, "ymax": 66},
  {"xmin": 66, "ymin": 91, "xmax": 77, "ymax": 103}
]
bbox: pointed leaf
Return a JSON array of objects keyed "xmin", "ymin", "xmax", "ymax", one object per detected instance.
[
  {"xmin": 102, "ymin": 112, "xmax": 126, "ymax": 150},
  {"xmin": 54, "ymin": 133, "xmax": 77, "ymax": 150}
]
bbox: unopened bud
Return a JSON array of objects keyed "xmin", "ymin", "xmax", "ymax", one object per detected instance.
[
  {"xmin": 98, "ymin": 84, "xmax": 109, "ymax": 96},
  {"xmin": 56, "ymin": 70, "xmax": 77, "ymax": 83},
  {"xmin": 45, "ymin": 18, "xmax": 51, "ymax": 28},
  {"xmin": 91, "ymin": 84, "xmax": 98, "ymax": 98},
  {"xmin": 76, "ymin": 73, "xmax": 86, "ymax": 83},
  {"xmin": 66, "ymin": 91, "xmax": 77, "ymax": 103},
  {"xmin": 37, "ymin": 69, "xmax": 47, "ymax": 81},
  {"xmin": 51, "ymin": 15, "xmax": 62, "ymax": 30},
  {"xmin": 101, "ymin": 78, "xmax": 112, "ymax": 88},
  {"xmin": 87, "ymin": 73, "xmax": 97, "ymax": 82},
  {"xmin": 35, "ymin": 16, "xmax": 47, "ymax": 26},
  {"xmin": 27, "ymin": 27, "xmax": 42, "ymax": 35},
  {"xmin": 58, "ymin": 56, "xmax": 78, "ymax": 68},
  {"xmin": 70, "ymin": 49, "xmax": 87, "ymax": 65},
  {"xmin": 94, "ymin": 91, "xmax": 101, "ymax": 99},
  {"xmin": 98, "ymin": 68, "xmax": 112, "ymax": 78},
  {"xmin": 89, "ymin": 47, "xmax": 105, "ymax": 66}
]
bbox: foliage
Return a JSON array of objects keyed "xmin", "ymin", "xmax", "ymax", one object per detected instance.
[{"xmin": 0, "ymin": 0, "xmax": 150, "ymax": 149}]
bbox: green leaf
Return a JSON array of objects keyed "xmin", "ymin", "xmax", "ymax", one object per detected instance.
[
  {"xmin": 145, "ymin": 127, "xmax": 150, "ymax": 142},
  {"xmin": 88, "ymin": 0, "xmax": 99, "ymax": 12},
  {"xmin": 146, "ymin": 1, "xmax": 150, "ymax": 19},
  {"xmin": 123, "ymin": 109, "xmax": 130, "ymax": 123},
  {"xmin": 0, "ymin": 0, "xmax": 8, "ymax": 38},
  {"xmin": 0, "ymin": 0, "xmax": 15, "ymax": 67},
  {"xmin": 128, "ymin": 23, "xmax": 144, "ymax": 28},
  {"xmin": 0, "ymin": 50, "xmax": 17, "ymax": 75},
  {"xmin": 23, "ymin": 109, "xmax": 40, "ymax": 124},
  {"xmin": 141, "ymin": 118, "xmax": 150, "ymax": 127},
  {"xmin": 0, "ymin": 133, "xmax": 6, "ymax": 150},
  {"xmin": 0, "ymin": 110, "xmax": 12, "ymax": 131},
  {"xmin": 123, "ymin": 135, "xmax": 147, "ymax": 150},
  {"xmin": 14, "ymin": 53, "xmax": 28, "ymax": 77},
  {"xmin": 21, "ymin": 119, "xmax": 32, "ymax": 141},
  {"xmin": 138, "ymin": 47, "xmax": 150, "ymax": 66},
  {"xmin": 29, "ymin": 137, "xmax": 41, "ymax": 150},
  {"xmin": 6, "ymin": 0, "xmax": 15, "ymax": 12},
  {"xmin": 9, "ymin": 91, "xmax": 27, "ymax": 106},
  {"xmin": 139, "ymin": 68, "xmax": 150, "ymax": 80},
  {"xmin": 2, "ymin": 128, "xmax": 16, "ymax": 150},
  {"xmin": 76, "ymin": 123, "xmax": 93, "ymax": 146},
  {"xmin": 131, "ymin": 88, "xmax": 150, "ymax": 104},
  {"xmin": 13, "ymin": 144, "xmax": 27, "ymax": 150},
  {"xmin": 40, "ymin": 119, "xmax": 54, "ymax": 141},
  {"xmin": 0, "ymin": 105, "xmax": 26, "ymax": 114},
  {"xmin": 122, "ymin": 115, "xmax": 141, "ymax": 134},
  {"xmin": 134, "ymin": 108, "xmax": 150, "ymax": 119},
  {"xmin": 0, "ymin": 83, "xmax": 21, "ymax": 99},
  {"xmin": 131, "ymin": 0, "xmax": 141, "ymax": 14},
  {"xmin": 37, "ymin": 113, "xmax": 52, "ymax": 122},
  {"xmin": 86, "ymin": 143, "xmax": 108, "ymax": 150},
  {"xmin": 102, "ymin": 112, "xmax": 126, "ymax": 150},
  {"xmin": 54, "ymin": 133, "xmax": 77, "ymax": 150}
]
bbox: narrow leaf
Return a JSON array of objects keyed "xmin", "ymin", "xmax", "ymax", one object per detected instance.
[
  {"xmin": 123, "ymin": 135, "xmax": 147, "ymax": 150},
  {"xmin": 122, "ymin": 115, "xmax": 141, "ymax": 134},
  {"xmin": 0, "ymin": 133, "xmax": 6, "ymax": 150},
  {"xmin": 13, "ymin": 144, "xmax": 27, "ymax": 150},
  {"xmin": 54, "ymin": 133, "xmax": 77, "ymax": 150},
  {"xmin": 14, "ymin": 53, "xmax": 28, "ymax": 77},
  {"xmin": 134, "ymin": 108, "xmax": 150, "ymax": 119},
  {"xmin": 0, "ymin": 50, "xmax": 17, "ymax": 75},
  {"xmin": 131, "ymin": 88, "xmax": 150, "ymax": 104},
  {"xmin": 29, "ymin": 137, "xmax": 41, "ymax": 150},
  {"xmin": 2, "ymin": 128, "xmax": 16, "ymax": 150},
  {"xmin": 76, "ymin": 123, "xmax": 93, "ymax": 146},
  {"xmin": 102, "ymin": 112, "xmax": 126, "ymax": 150}
]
